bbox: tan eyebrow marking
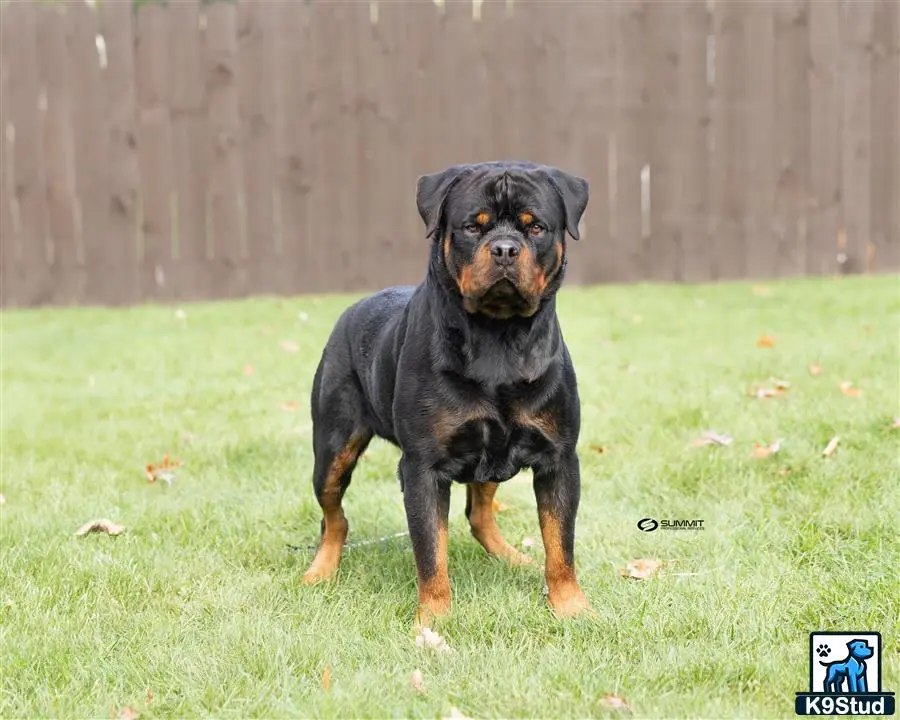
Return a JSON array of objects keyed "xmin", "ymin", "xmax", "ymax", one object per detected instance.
[
  {"xmin": 475, "ymin": 212, "xmax": 490, "ymax": 225},
  {"xmin": 520, "ymin": 212, "xmax": 534, "ymax": 225}
]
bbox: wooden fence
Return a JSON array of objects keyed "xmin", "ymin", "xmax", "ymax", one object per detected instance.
[{"xmin": 0, "ymin": 0, "xmax": 898, "ymax": 308}]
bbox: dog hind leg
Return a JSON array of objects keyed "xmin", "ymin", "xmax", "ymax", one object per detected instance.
[
  {"xmin": 302, "ymin": 369, "xmax": 373, "ymax": 584},
  {"xmin": 465, "ymin": 482, "xmax": 532, "ymax": 566}
]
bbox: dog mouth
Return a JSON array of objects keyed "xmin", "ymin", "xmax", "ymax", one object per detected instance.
[{"xmin": 462, "ymin": 277, "xmax": 539, "ymax": 319}]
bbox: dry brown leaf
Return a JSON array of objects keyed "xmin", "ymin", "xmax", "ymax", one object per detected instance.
[
  {"xmin": 444, "ymin": 708, "xmax": 474, "ymax": 720},
  {"xmin": 321, "ymin": 665, "xmax": 332, "ymax": 692},
  {"xmin": 752, "ymin": 285, "xmax": 773, "ymax": 297},
  {"xmin": 751, "ymin": 439, "xmax": 782, "ymax": 459},
  {"xmin": 415, "ymin": 627, "xmax": 452, "ymax": 653},
  {"xmin": 590, "ymin": 444, "xmax": 606, "ymax": 455},
  {"xmin": 145, "ymin": 689, "xmax": 153, "ymax": 706},
  {"xmin": 619, "ymin": 558, "xmax": 664, "ymax": 580},
  {"xmin": 410, "ymin": 669, "xmax": 427, "ymax": 694},
  {"xmin": 280, "ymin": 340, "xmax": 299, "ymax": 354},
  {"xmin": 75, "ymin": 519, "xmax": 125, "ymax": 537},
  {"xmin": 491, "ymin": 498, "xmax": 508, "ymax": 513},
  {"xmin": 145, "ymin": 453, "xmax": 182, "ymax": 484},
  {"xmin": 243, "ymin": 364, "xmax": 256, "ymax": 376},
  {"xmin": 891, "ymin": 418, "xmax": 900, "ymax": 429},
  {"xmin": 756, "ymin": 333, "xmax": 775, "ymax": 348},
  {"xmin": 822, "ymin": 436, "xmax": 840, "ymax": 458},
  {"xmin": 600, "ymin": 694, "xmax": 633, "ymax": 711},
  {"xmin": 808, "ymin": 364, "xmax": 823, "ymax": 376},
  {"xmin": 692, "ymin": 430, "xmax": 733, "ymax": 447},
  {"xmin": 770, "ymin": 378, "xmax": 791, "ymax": 390},
  {"xmin": 116, "ymin": 707, "xmax": 140, "ymax": 720},
  {"xmin": 750, "ymin": 385, "xmax": 787, "ymax": 399},
  {"xmin": 839, "ymin": 380, "xmax": 862, "ymax": 397},
  {"xmin": 281, "ymin": 402, "xmax": 299, "ymax": 412}
]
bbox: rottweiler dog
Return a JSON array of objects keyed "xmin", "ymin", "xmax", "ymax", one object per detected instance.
[{"xmin": 302, "ymin": 160, "xmax": 592, "ymax": 627}]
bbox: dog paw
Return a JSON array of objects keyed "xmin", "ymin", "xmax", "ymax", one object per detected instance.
[
  {"xmin": 816, "ymin": 643, "xmax": 830, "ymax": 658},
  {"xmin": 549, "ymin": 589, "xmax": 595, "ymax": 619}
]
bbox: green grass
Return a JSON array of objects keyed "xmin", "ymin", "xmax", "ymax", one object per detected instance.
[{"xmin": 2, "ymin": 275, "xmax": 899, "ymax": 719}]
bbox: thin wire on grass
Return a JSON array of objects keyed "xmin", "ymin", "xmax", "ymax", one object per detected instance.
[{"xmin": 286, "ymin": 530, "xmax": 411, "ymax": 554}]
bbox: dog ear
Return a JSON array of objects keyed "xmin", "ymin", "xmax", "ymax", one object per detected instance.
[
  {"xmin": 542, "ymin": 167, "xmax": 590, "ymax": 241},
  {"xmin": 416, "ymin": 165, "xmax": 470, "ymax": 239}
]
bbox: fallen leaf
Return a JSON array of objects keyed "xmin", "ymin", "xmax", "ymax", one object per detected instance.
[
  {"xmin": 116, "ymin": 707, "xmax": 140, "ymax": 720},
  {"xmin": 145, "ymin": 689, "xmax": 153, "ymax": 706},
  {"xmin": 749, "ymin": 384, "xmax": 787, "ymax": 399},
  {"xmin": 415, "ymin": 627, "xmax": 453, "ymax": 653},
  {"xmin": 145, "ymin": 453, "xmax": 182, "ymax": 485},
  {"xmin": 590, "ymin": 444, "xmax": 606, "ymax": 454},
  {"xmin": 891, "ymin": 418, "xmax": 900, "ymax": 429},
  {"xmin": 280, "ymin": 340, "xmax": 298, "ymax": 354},
  {"xmin": 822, "ymin": 436, "xmax": 840, "ymax": 458},
  {"xmin": 752, "ymin": 285, "xmax": 773, "ymax": 297},
  {"xmin": 756, "ymin": 333, "xmax": 775, "ymax": 348},
  {"xmin": 521, "ymin": 537, "xmax": 535, "ymax": 550},
  {"xmin": 619, "ymin": 558, "xmax": 664, "ymax": 580},
  {"xmin": 410, "ymin": 669, "xmax": 427, "ymax": 694},
  {"xmin": 751, "ymin": 439, "xmax": 782, "ymax": 459},
  {"xmin": 600, "ymin": 694, "xmax": 632, "ymax": 711},
  {"xmin": 808, "ymin": 364, "xmax": 823, "ymax": 376},
  {"xmin": 839, "ymin": 380, "xmax": 862, "ymax": 397},
  {"xmin": 75, "ymin": 519, "xmax": 125, "ymax": 537},
  {"xmin": 243, "ymin": 364, "xmax": 255, "ymax": 376},
  {"xmin": 491, "ymin": 498, "xmax": 508, "ymax": 513},
  {"xmin": 692, "ymin": 430, "xmax": 733, "ymax": 447},
  {"xmin": 770, "ymin": 377, "xmax": 791, "ymax": 390},
  {"xmin": 444, "ymin": 708, "xmax": 474, "ymax": 720},
  {"xmin": 321, "ymin": 665, "xmax": 331, "ymax": 692},
  {"xmin": 281, "ymin": 402, "xmax": 299, "ymax": 412}
]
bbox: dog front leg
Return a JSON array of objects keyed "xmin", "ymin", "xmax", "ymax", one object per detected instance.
[
  {"xmin": 533, "ymin": 450, "xmax": 593, "ymax": 618},
  {"xmin": 401, "ymin": 455, "xmax": 452, "ymax": 629}
]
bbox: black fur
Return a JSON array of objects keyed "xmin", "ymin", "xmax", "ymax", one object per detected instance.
[{"xmin": 306, "ymin": 160, "xmax": 591, "ymax": 619}]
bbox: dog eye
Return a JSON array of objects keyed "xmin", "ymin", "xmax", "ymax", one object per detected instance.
[
  {"xmin": 463, "ymin": 223, "xmax": 480, "ymax": 234},
  {"xmin": 529, "ymin": 223, "xmax": 546, "ymax": 236}
]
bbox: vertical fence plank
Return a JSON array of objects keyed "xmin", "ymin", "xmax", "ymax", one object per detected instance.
[
  {"xmin": 678, "ymin": 0, "xmax": 712, "ymax": 283},
  {"xmin": 710, "ymin": 1, "xmax": 746, "ymax": 280},
  {"xmin": 238, "ymin": 0, "xmax": 279, "ymax": 296},
  {"xmin": 204, "ymin": 1, "xmax": 245, "ymax": 298},
  {"xmin": 614, "ymin": 1, "xmax": 649, "ymax": 282},
  {"xmin": 841, "ymin": 2, "xmax": 875, "ymax": 274},
  {"xmin": 482, "ymin": 2, "xmax": 515, "ymax": 163},
  {"xmin": 870, "ymin": 0, "xmax": 899, "ymax": 272},
  {"xmin": 38, "ymin": 4, "xmax": 83, "ymax": 305},
  {"xmin": 807, "ymin": 1, "xmax": 841, "ymax": 276},
  {"xmin": 354, "ymin": 2, "xmax": 398, "ymax": 291},
  {"xmin": 564, "ymin": 4, "xmax": 615, "ymax": 285},
  {"xmin": 645, "ymin": 2, "xmax": 682, "ymax": 282},
  {"xmin": 6, "ymin": 3, "xmax": 52, "ymax": 306},
  {"xmin": 772, "ymin": 0, "xmax": 811, "ymax": 276},
  {"xmin": 1, "ymin": 5, "xmax": 15, "ymax": 306},
  {"xmin": 275, "ymin": 2, "xmax": 313, "ymax": 297},
  {"xmin": 167, "ymin": 0, "xmax": 213, "ymax": 301},
  {"xmin": 134, "ymin": 3, "xmax": 174, "ymax": 301},
  {"xmin": 97, "ymin": 1, "xmax": 139, "ymax": 305},
  {"xmin": 68, "ymin": 2, "xmax": 114, "ymax": 305},
  {"xmin": 742, "ymin": 4, "xmax": 776, "ymax": 280}
]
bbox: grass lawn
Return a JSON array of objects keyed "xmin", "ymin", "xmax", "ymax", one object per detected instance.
[{"xmin": 1, "ymin": 274, "xmax": 898, "ymax": 719}]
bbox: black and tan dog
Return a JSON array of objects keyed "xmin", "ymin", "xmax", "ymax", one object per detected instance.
[{"xmin": 302, "ymin": 160, "xmax": 592, "ymax": 627}]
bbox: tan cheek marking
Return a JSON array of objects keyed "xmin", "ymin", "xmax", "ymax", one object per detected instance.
[{"xmin": 443, "ymin": 232, "xmax": 453, "ymax": 269}]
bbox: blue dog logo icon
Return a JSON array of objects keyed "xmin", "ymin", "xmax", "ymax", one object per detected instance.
[
  {"xmin": 796, "ymin": 631, "xmax": 895, "ymax": 716},
  {"xmin": 820, "ymin": 639, "xmax": 874, "ymax": 694}
]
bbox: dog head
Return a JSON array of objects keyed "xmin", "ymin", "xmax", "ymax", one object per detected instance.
[
  {"xmin": 847, "ymin": 640, "xmax": 874, "ymax": 661},
  {"xmin": 416, "ymin": 161, "xmax": 589, "ymax": 319}
]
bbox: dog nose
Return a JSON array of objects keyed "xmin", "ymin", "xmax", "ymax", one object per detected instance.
[{"xmin": 490, "ymin": 238, "xmax": 520, "ymax": 266}]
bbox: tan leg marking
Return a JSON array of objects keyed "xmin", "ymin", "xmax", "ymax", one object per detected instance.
[{"xmin": 467, "ymin": 483, "xmax": 533, "ymax": 566}]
